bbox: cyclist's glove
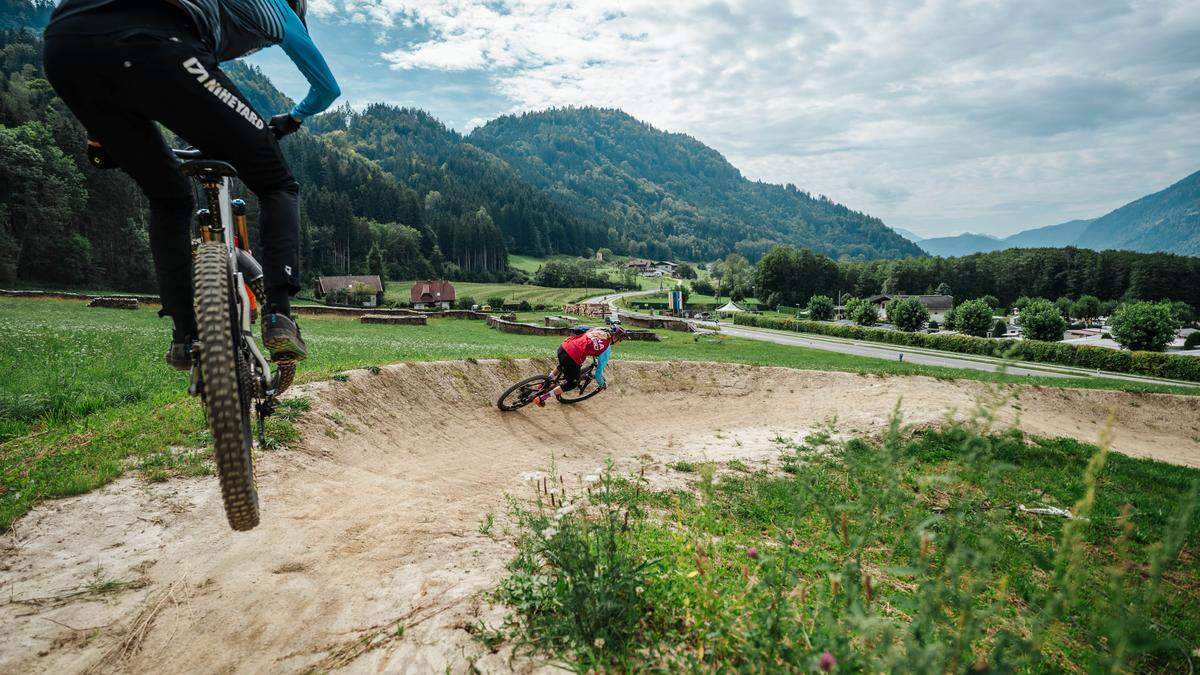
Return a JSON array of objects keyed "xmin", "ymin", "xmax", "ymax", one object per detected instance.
[
  {"xmin": 269, "ymin": 113, "xmax": 303, "ymax": 139},
  {"xmin": 87, "ymin": 141, "xmax": 117, "ymax": 170}
]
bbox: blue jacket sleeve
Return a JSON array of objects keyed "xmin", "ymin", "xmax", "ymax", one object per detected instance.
[
  {"xmin": 594, "ymin": 346, "xmax": 611, "ymax": 388},
  {"xmin": 272, "ymin": 0, "xmax": 340, "ymax": 120}
]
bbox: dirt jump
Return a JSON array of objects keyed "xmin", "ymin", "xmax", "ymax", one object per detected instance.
[{"xmin": 3, "ymin": 360, "xmax": 1199, "ymax": 673}]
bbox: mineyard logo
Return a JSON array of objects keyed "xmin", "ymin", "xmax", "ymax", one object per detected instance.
[{"xmin": 182, "ymin": 57, "xmax": 265, "ymax": 130}]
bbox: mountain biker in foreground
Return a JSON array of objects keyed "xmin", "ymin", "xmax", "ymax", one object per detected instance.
[
  {"xmin": 534, "ymin": 324, "xmax": 628, "ymax": 407},
  {"xmin": 42, "ymin": 0, "xmax": 340, "ymax": 369}
]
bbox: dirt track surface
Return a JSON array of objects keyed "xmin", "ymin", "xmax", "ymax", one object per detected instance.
[{"xmin": 3, "ymin": 360, "xmax": 1199, "ymax": 673}]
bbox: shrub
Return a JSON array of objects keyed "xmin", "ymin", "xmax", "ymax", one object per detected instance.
[
  {"xmin": 1110, "ymin": 301, "xmax": 1180, "ymax": 352},
  {"xmin": 955, "ymin": 299, "xmax": 994, "ymax": 337},
  {"xmin": 1184, "ymin": 332, "xmax": 1200, "ymax": 350},
  {"xmin": 843, "ymin": 297, "xmax": 866, "ymax": 321},
  {"xmin": 1055, "ymin": 296, "xmax": 1074, "ymax": 316},
  {"xmin": 691, "ymin": 278, "xmax": 716, "ymax": 296},
  {"xmin": 731, "ymin": 314, "xmax": 1200, "ymax": 381},
  {"xmin": 1072, "ymin": 295, "xmax": 1101, "ymax": 325},
  {"xmin": 1019, "ymin": 298, "xmax": 1068, "ymax": 342},
  {"xmin": 852, "ymin": 301, "xmax": 879, "ymax": 327},
  {"xmin": 518, "ymin": 299, "xmax": 532, "ymax": 311},
  {"xmin": 928, "ymin": 319, "xmax": 940, "ymax": 330},
  {"xmin": 455, "ymin": 296, "xmax": 476, "ymax": 310},
  {"xmin": 486, "ymin": 296, "xmax": 506, "ymax": 309},
  {"xmin": 806, "ymin": 294, "xmax": 835, "ymax": 321},
  {"xmin": 980, "ymin": 294, "xmax": 1000, "ymax": 309},
  {"xmin": 497, "ymin": 467, "xmax": 653, "ymax": 665},
  {"xmin": 992, "ymin": 319, "xmax": 1008, "ymax": 338},
  {"xmin": 886, "ymin": 297, "xmax": 929, "ymax": 332}
]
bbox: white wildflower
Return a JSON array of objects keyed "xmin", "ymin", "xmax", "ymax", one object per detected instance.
[
  {"xmin": 555, "ymin": 503, "xmax": 577, "ymax": 519},
  {"xmin": 519, "ymin": 471, "xmax": 547, "ymax": 483},
  {"xmin": 583, "ymin": 474, "xmax": 600, "ymax": 485},
  {"xmin": 541, "ymin": 527, "xmax": 557, "ymax": 538},
  {"xmin": 594, "ymin": 638, "xmax": 605, "ymax": 649}
]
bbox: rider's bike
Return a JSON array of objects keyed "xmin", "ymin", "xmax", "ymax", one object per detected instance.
[
  {"xmin": 177, "ymin": 149, "xmax": 294, "ymax": 531},
  {"xmin": 496, "ymin": 356, "xmax": 605, "ymax": 411}
]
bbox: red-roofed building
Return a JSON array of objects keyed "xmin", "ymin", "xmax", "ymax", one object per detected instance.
[{"xmin": 410, "ymin": 280, "xmax": 456, "ymax": 309}]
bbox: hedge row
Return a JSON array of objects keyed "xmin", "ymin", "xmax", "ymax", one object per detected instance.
[{"xmin": 733, "ymin": 314, "xmax": 1200, "ymax": 383}]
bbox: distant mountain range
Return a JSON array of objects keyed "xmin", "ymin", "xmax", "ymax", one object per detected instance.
[{"xmin": 904, "ymin": 171, "xmax": 1200, "ymax": 257}]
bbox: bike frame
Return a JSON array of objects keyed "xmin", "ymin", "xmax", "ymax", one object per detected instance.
[{"xmin": 196, "ymin": 175, "xmax": 276, "ymax": 395}]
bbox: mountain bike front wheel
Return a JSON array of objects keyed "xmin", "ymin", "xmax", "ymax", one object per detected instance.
[{"xmin": 194, "ymin": 241, "xmax": 260, "ymax": 531}]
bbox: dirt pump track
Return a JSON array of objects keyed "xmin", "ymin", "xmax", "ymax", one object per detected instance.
[{"xmin": 2, "ymin": 360, "xmax": 1199, "ymax": 673}]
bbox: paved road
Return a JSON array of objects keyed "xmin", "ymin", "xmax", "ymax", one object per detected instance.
[{"xmin": 586, "ymin": 290, "xmax": 1199, "ymax": 388}]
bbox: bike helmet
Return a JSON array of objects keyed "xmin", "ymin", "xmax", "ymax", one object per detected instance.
[{"xmin": 288, "ymin": 0, "xmax": 308, "ymax": 26}]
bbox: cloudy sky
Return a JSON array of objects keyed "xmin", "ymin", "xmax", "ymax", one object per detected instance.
[{"xmin": 249, "ymin": 0, "xmax": 1200, "ymax": 238}]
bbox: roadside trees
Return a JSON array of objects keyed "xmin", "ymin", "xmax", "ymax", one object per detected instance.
[
  {"xmin": 807, "ymin": 294, "xmax": 835, "ymax": 321},
  {"xmin": 1020, "ymin": 299, "xmax": 1068, "ymax": 342},
  {"xmin": 1110, "ymin": 301, "xmax": 1180, "ymax": 351},
  {"xmin": 851, "ymin": 301, "xmax": 879, "ymax": 326},
  {"xmin": 1071, "ymin": 295, "xmax": 1101, "ymax": 326},
  {"xmin": 954, "ymin": 299, "xmax": 994, "ymax": 337},
  {"xmin": 887, "ymin": 297, "xmax": 929, "ymax": 332}
]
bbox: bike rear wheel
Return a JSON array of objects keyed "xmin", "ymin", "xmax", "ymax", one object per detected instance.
[
  {"xmin": 557, "ymin": 374, "xmax": 603, "ymax": 404},
  {"xmin": 497, "ymin": 375, "xmax": 552, "ymax": 411},
  {"xmin": 194, "ymin": 242, "xmax": 260, "ymax": 531}
]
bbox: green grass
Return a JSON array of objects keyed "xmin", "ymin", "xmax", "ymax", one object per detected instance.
[
  {"xmin": 387, "ymin": 281, "xmax": 612, "ymax": 308},
  {"xmin": 495, "ymin": 424, "xmax": 1200, "ymax": 671},
  {"xmin": 1, "ymin": 297, "xmax": 1196, "ymax": 531},
  {"xmin": 507, "ymin": 254, "xmax": 548, "ymax": 274}
]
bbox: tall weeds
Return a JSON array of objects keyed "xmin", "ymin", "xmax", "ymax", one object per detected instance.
[{"xmin": 494, "ymin": 407, "xmax": 1200, "ymax": 671}]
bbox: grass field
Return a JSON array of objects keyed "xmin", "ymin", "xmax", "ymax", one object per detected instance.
[
  {"xmin": 387, "ymin": 281, "xmax": 611, "ymax": 307},
  {"xmin": 507, "ymin": 254, "xmax": 547, "ymax": 274},
  {"xmin": 497, "ymin": 425, "xmax": 1200, "ymax": 671},
  {"xmin": 1, "ymin": 297, "xmax": 1197, "ymax": 530}
]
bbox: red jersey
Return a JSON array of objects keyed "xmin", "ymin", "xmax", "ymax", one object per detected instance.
[{"xmin": 562, "ymin": 328, "xmax": 612, "ymax": 364}]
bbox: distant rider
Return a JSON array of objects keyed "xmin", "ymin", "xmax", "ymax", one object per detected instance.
[
  {"xmin": 535, "ymin": 324, "xmax": 627, "ymax": 407},
  {"xmin": 42, "ymin": 0, "xmax": 340, "ymax": 369}
]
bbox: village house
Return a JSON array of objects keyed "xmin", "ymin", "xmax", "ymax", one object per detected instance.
[
  {"xmin": 867, "ymin": 294, "xmax": 954, "ymax": 324},
  {"xmin": 410, "ymin": 280, "xmax": 456, "ymax": 309},
  {"xmin": 314, "ymin": 275, "xmax": 385, "ymax": 307},
  {"xmin": 626, "ymin": 259, "xmax": 679, "ymax": 277}
]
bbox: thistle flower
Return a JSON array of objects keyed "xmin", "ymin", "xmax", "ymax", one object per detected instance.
[{"xmin": 818, "ymin": 650, "xmax": 836, "ymax": 672}]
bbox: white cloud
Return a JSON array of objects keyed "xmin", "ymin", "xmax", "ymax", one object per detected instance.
[{"xmin": 311, "ymin": 0, "xmax": 1200, "ymax": 237}]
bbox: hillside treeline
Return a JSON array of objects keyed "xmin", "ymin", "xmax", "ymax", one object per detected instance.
[
  {"xmin": 470, "ymin": 107, "xmax": 923, "ymax": 262},
  {"xmin": 754, "ymin": 246, "xmax": 1200, "ymax": 308},
  {"xmin": 0, "ymin": 26, "xmax": 517, "ymax": 290}
]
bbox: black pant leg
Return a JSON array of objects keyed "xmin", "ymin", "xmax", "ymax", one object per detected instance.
[
  {"xmin": 125, "ymin": 43, "xmax": 302, "ymax": 303},
  {"xmin": 43, "ymin": 33, "xmax": 198, "ymax": 338}
]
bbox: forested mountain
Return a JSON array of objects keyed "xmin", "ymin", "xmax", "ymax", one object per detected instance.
[
  {"xmin": 1078, "ymin": 170, "xmax": 1200, "ymax": 255},
  {"xmin": 469, "ymin": 107, "xmax": 922, "ymax": 262}
]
